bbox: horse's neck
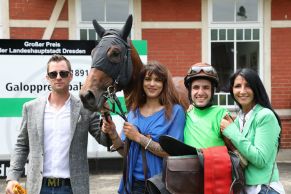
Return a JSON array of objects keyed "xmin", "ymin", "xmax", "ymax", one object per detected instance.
[
  {"xmin": 123, "ymin": 42, "xmax": 143, "ymax": 96},
  {"xmin": 123, "ymin": 42, "xmax": 143, "ymax": 109},
  {"xmin": 172, "ymin": 77, "xmax": 190, "ymax": 110}
]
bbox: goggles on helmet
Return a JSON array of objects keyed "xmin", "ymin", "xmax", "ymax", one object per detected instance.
[
  {"xmin": 184, "ymin": 63, "xmax": 219, "ymax": 89},
  {"xmin": 187, "ymin": 65, "xmax": 217, "ymax": 77}
]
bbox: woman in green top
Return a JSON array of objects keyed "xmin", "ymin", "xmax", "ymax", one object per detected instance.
[{"xmin": 220, "ymin": 68, "xmax": 285, "ymax": 194}]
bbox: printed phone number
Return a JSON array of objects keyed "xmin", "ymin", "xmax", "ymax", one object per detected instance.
[{"xmin": 72, "ymin": 69, "xmax": 89, "ymax": 77}]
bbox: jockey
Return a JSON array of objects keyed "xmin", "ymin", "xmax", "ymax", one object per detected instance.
[
  {"xmin": 183, "ymin": 62, "xmax": 230, "ymax": 148},
  {"xmin": 183, "ymin": 62, "xmax": 244, "ymax": 194}
]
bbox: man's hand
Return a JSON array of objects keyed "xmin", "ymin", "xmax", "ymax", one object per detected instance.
[
  {"xmin": 220, "ymin": 113, "xmax": 236, "ymax": 151},
  {"xmin": 220, "ymin": 113, "xmax": 233, "ymax": 132},
  {"xmin": 101, "ymin": 113, "xmax": 117, "ymax": 137},
  {"xmin": 6, "ymin": 180, "xmax": 25, "ymax": 194}
]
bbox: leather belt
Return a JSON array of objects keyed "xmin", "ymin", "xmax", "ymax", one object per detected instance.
[{"xmin": 42, "ymin": 177, "xmax": 71, "ymax": 187}]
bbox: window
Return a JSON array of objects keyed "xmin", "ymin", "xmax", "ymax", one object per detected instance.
[
  {"xmin": 80, "ymin": 0, "xmax": 129, "ymax": 22},
  {"xmin": 209, "ymin": 0, "xmax": 262, "ymax": 107},
  {"xmin": 212, "ymin": 0, "xmax": 259, "ymax": 22},
  {"xmin": 211, "ymin": 28, "xmax": 260, "ymax": 92},
  {"xmin": 78, "ymin": 0, "xmax": 130, "ymax": 40}
]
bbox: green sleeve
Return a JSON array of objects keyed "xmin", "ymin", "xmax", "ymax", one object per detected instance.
[{"xmin": 223, "ymin": 109, "xmax": 280, "ymax": 168}]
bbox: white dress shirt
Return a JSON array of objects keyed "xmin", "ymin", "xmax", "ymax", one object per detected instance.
[
  {"xmin": 43, "ymin": 95, "xmax": 71, "ymax": 178},
  {"xmin": 237, "ymin": 106, "xmax": 254, "ymax": 132}
]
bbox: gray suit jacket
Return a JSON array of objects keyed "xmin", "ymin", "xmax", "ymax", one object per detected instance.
[{"xmin": 7, "ymin": 94, "xmax": 109, "ymax": 194}]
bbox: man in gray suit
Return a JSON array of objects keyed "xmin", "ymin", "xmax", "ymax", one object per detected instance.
[{"xmin": 5, "ymin": 54, "xmax": 108, "ymax": 194}]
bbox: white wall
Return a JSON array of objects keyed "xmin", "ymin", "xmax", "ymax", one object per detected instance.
[{"xmin": 0, "ymin": 0, "xmax": 3, "ymax": 38}]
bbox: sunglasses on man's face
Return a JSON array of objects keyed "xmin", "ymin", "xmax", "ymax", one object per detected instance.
[{"xmin": 47, "ymin": 71, "xmax": 70, "ymax": 79}]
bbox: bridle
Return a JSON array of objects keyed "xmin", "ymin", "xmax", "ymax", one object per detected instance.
[
  {"xmin": 91, "ymin": 32, "xmax": 133, "ymax": 90},
  {"xmin": 90, "ymin": 32, "xmax": 133, "ymax": 122},
  {"xmin": 102, "ymin": 81, "xmax": 128, "ymax": 122}
]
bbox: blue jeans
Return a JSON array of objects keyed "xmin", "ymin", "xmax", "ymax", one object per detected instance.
[
  {"xmin": 258, "ymin": 185, "xmax": 280, "ymax": 194},
  {"xmin": 40, "ymin": 185, "xmax": 73, "ymax": 194}
]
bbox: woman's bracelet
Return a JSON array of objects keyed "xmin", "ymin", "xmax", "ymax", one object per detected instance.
[{"xmin": 145, "ymin": 138, "xmax": 152, "ymax": 150}]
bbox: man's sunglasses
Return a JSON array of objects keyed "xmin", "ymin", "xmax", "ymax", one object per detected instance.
[
  {"xmin": 188, "ymin": 66, "xmax": 217, "ymax": 76},
  {"xmin": 47, "ymin": 71, "xmax": 70, "ymax": 79}
]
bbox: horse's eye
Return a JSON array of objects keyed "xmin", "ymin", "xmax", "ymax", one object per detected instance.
[{"xmin": 107, "ymin": 47, "xmax": 121, "ymax": 64}]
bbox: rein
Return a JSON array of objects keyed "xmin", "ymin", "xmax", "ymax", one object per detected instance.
[
  {"xmin": 102, "ymin": 83, "xmax": 132, "ymax": 194},
  {"xmin": 102, "ymin": 82, "xmax": 128, "ymax": 122}
]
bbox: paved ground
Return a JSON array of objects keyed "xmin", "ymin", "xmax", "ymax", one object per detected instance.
[
  {"xmin": 277, "ymin": 163, "xmax": 291, "ymax": 193},
  {"xmin": 90, "ymin": 163, "xmax": 291, "ymax": 193},
  {"xmin": 1, "ymin": 163, "xmax": 290, "ymax": 193}
]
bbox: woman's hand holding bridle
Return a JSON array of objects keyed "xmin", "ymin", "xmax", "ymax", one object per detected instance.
[{"xmin": 123, "ymin": 122, "xmax": 142, "ymax": 143}]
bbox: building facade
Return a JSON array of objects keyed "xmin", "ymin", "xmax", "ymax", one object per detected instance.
[{"xmin": 1, "ymin": 0, "xmax": 290, "ymax": 155}]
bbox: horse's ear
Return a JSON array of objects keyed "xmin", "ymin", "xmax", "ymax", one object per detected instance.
[
  {"xmin": 93, "ymin": 19, "xmax": 105, "ymax": 38},
  {"xmin": 121, "ymin": 14, "xmax": 133, "ymax": 41}
]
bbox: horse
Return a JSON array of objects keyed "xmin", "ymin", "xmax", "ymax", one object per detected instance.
[{"xmin": 79, "ymin": 14, "xmax": 189, "ymax": 114}]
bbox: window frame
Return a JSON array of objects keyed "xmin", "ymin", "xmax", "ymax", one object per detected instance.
[
  {"xmin": 208, "ymin": 0, "xmax": 264, "ymax": 108},
  {"xmin": 75, "ymin": 0, "xmax": 132, "ymax": 40}
]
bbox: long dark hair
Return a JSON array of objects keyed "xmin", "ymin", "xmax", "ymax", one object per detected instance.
[
  {"xmin": 130, "ymin": 61, "xmax": 182, "ymax": 120},
  {"xmin": 229, "ymin": 68, "xmax": 282, "ymax": 148}
]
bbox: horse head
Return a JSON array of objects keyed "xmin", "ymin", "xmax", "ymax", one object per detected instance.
[{"xmin": 80, "ymin": 14, "xmax": 143, "ymax": 112}]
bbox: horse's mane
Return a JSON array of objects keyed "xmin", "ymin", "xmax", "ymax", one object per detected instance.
[
  {"xmin": 172, "ymin": 77, "xmax": 190, "ymax": 110},
  {"xmin": 123, "ymin": 41, "xmax": 144, "ymax": 110}
]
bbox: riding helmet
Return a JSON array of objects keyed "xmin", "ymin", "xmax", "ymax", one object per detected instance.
[{"xmin": 184, "ymin": 62, "xmax": 219, "ymax": 89}]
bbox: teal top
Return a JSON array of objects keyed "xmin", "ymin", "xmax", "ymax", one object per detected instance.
[
  {"xmin": 184, "ymin": 105, "xmax": 229, "ymax": 148},
  {"xmin": 222, "ymin": 104, "xmax": 281, "ymax": 185}
]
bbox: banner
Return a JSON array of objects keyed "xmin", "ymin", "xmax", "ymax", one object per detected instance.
[{"xmin": 0, "ymin": 39, "xmax": 147, "ymax": 177}]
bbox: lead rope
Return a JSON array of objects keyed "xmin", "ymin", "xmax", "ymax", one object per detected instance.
[
  {"xmin": 135, "ymin": 126, "xmax": 149, "ymax": 193},
  {"xmin": 102, "ymin": 83, "xmax": 131, "ymax": 194}
]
